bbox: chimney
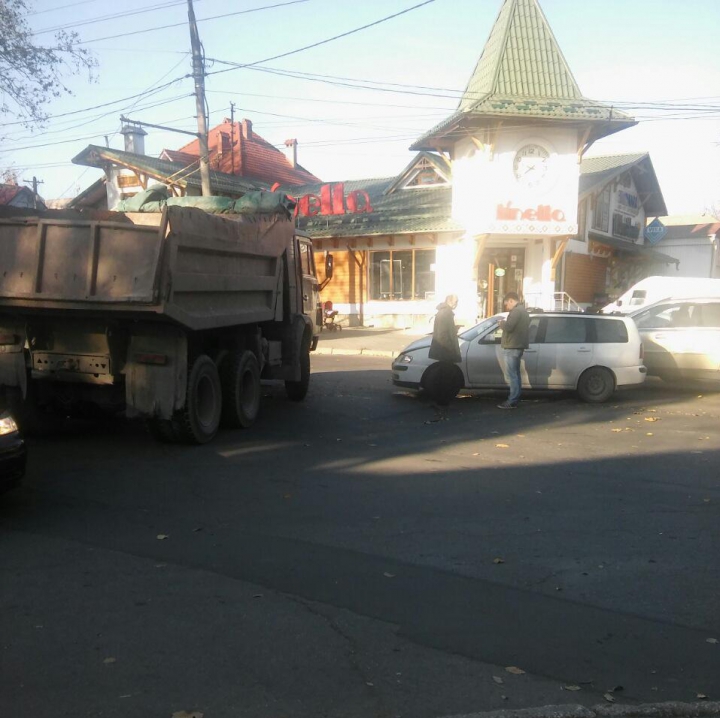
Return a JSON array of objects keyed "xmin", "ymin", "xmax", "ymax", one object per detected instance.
[
  {"xmin": 121, "ymin": 123, "xmax": 147, "ymax": 155},
  {"xmin": 242, "ymin": 119, "xmax": 253, "ymax": 140},
  {"xmin": 284, "ymin": 138, "xmax": 298, "ymax": 168}
]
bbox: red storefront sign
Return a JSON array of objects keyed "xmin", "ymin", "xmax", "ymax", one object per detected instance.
[
  {"xmin": 496, "ymin": 202, "xmax": 566, "ymax": 222},
  {"xmin": 295, "ymin": 183, "xmax": 373, "ymax": 217}
]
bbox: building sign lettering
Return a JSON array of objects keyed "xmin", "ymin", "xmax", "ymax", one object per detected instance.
[
  {"xmin": 616, "ymin": 188, "xmax": 640, "ymax": 216},
  {"xmin": 296, "ymin": 182, "xmax": 373, "ymax": 217},
  {"xmin": 496, "ymin": 202, "xmax": 566, "ymax": 222}
]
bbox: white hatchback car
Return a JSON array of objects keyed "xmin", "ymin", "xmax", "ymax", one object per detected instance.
[{"xmin": 392, "ymin": 311, "xmax": 646, "ymax": 404}]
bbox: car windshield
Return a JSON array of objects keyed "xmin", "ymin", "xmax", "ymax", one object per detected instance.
[{"xmin": 458, "ymin": 316, "xmax": 500, "ymax": 342}]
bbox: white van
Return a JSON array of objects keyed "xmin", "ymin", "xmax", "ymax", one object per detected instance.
[{"xmin": 603, "ymin": 276, "xmax": 720, "ymax": 314}]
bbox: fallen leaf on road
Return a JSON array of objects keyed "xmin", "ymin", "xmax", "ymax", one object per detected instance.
[
  {"xmin": 603, "ymin": 693, "xmax": 616, "ymax": 703},
  {"xmin": 492, "ymin": 676, "xmax": 504, "ymax": 684},
  {"xmin": 564, "ymin": 685, "xmax": 581, "ymax": 691},
  {"xmin": 103, "ymin": 657, "xmax": 116, "ymax": 664},
  {"xmin": 495, "ymin": 443, "xmax": 510, "ymax": 449},
  {"xmin": 505, "ymin": 666, "xmax": 525, "ymax": 675},
  {"xmin": 645, "ymin": 417, "xmax": 660, "ymax": 422},
  {"xmin": 707, "ymin": 638, "xmax": 718, "ymax": 644},
  {"xmin": 383, "ymin": 572, "xmax": 396, "ymax": 578},
  {"xmin": 283, "ymin": 494, "xmax": 292, "ymax": 499},
  {"xmin": 704, "ymin": 499, "xmax": 711, "ymax": 503},
  {"xmin": 156, "ymin": 534, "xmax": 169, "ymax": 540},
  {"xmin": 646, "ymin": 433, "xmax": 654, "ymax": 436},
  {"xmin": 493, "ymin": 558, "xmax": 505, "ymax": 564},
  {"xmin": 697, "ymin": 694, "xmax": 708, "ymax": 700},
  {"xmin": 172, "ymin": 712, "xmax": 204, "ymax": 718},
  {"xmin": 611, "ymin": 428, "xmax": 622, "ymax": 433}
]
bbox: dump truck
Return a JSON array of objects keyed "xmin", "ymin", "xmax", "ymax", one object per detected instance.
[{"xmin": 0, "ymin": 194, "xmax": 328, "ymax": 444}]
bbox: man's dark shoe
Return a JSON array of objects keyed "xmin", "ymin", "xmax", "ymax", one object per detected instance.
[{"xmin": 497, "ymin": 401, "xmax": 517, "ymax": 409}]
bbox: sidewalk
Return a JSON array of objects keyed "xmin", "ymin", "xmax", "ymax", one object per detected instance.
[{"xmin": 314, "ymin": 326, "xmax": 429, "ymax": 359}]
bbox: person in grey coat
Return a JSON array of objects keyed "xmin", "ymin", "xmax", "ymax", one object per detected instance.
[
  {"xmin": 429, "ymin": 294, "xmax": 461, "ymax": 364},
  {"xmin": 427, "ymin": 295, "xmax": 461, "ymax": 410},
  {"xmin": 497, "ymin": 292, "xmax": 529, "ymax": 409}
]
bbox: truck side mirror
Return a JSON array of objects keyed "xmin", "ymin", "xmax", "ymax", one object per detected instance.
[{"xmin": 325, "ymin": 253, "xmax": 334, "ymax": 280}]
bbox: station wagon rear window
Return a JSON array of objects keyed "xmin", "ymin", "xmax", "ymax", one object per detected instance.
[{"xmin": 594, "ymin": 318, "xmax": 629, "ymax": 343}]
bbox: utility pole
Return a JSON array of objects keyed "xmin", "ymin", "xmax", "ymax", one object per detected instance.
[
  {"xmin": 23, "ymin": 176, "xmax": 44, "ymax": 209},
  {"xmin": 229, "ymin": 101, "xmax": 236, "ymax": 175},
  {"xmin": 187, "ymin": 0, "xmax": 212, "ymax": 196}
]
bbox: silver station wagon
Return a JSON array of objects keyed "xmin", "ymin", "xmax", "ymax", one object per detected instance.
[{"xmin": 392, "ymin": 311, "xmax": 646, "ymax": 404}]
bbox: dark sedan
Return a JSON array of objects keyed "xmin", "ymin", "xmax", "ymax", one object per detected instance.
[{"xmin": 0, "ymin": 411, "xmax": 26, "ymax": 494}]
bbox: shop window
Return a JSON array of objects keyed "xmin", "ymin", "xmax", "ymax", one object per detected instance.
[
  {"xmin": 369, "ymin": 249, "xmax": 436, "ymax": 300},
  {"xmin": 592, "ymin": 186, "xmax": 611, "ymax": 233}
]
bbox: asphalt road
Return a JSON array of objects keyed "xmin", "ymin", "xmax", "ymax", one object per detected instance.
[{"xmin": 2, "ymin": 356, "xmax": 719, "ymax": 718}]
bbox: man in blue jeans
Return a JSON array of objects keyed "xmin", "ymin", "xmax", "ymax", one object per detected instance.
[{"xmin": 497, "ymin": 292, "xmax": 530, "ymax": 409}]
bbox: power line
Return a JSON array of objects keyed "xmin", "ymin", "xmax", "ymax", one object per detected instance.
[
  {"xmin": 33, "ymin": 0, "xmax": 200, "ymax": 35},
  {"xmin": 74, "ymin": 0, "xmax": 309, "ymax": 46},
  {"xmin": 205, "ymin": 0, "xmax": 438, "ymax": 77},
  {"xmin": 27, "ymin": 0, "xmax": 102, "ymax": 16}
]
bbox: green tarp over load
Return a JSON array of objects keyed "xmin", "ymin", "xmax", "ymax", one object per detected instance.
[{"xmin": 113, "ymin": 186, "xmax": 296, "ymax": 219}]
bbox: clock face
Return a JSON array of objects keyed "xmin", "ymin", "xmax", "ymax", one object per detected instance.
[{"xmin": 513, "ymin": 144, "xmax": 551, "ymax": 188}]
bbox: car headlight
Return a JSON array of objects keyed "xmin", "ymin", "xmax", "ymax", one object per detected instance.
[
  {"xmin": 0, "ymin": 413, "xmax": 19, "ymax": 436},
  {"xmin": 398, "ymin": 353, "xmax": 413, "ymax": 364}
]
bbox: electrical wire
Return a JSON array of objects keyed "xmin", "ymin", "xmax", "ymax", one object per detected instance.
[
  {"xmin": 74, "ymin": 0, "xmax": 309, "ymax": 46},
  {"xmin": 205, "ymin": 0, "xmax": 438, "ymax": 77},
  {"xmin": 32, "ymin": 0, "xmax": 202, "ymax": 36}
]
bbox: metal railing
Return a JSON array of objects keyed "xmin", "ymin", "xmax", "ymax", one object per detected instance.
[{"xmin": 553, "ymin": 292, "xmax": 582, "ymax": 312}]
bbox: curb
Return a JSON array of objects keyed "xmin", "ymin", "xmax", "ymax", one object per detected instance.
[
  {"xmin": 315, "ymin": 347, "xmax": 398, "ymax": 359},
  {"xmin": 444, "ymin": 702, "xmax": 720, "ymax": 718}
]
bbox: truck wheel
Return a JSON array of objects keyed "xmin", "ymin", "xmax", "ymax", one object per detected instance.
[
  {"xmin": 220, "ymin": 350, "xmax": 261, "ymax": 429},
  {"xmin": 145, "ymin": 418, "xmax": 179, "ymax": 443},
  {"xmin": 173, "ymin": 355, "xmax": 222, "ymax": 444},
  {"xmin": 285, "ymin": 336, "xmax": 310, "ymax": 402},
  {"xmin": 577, "ymin": 366, "xmax": 615, "ymax": 403}
]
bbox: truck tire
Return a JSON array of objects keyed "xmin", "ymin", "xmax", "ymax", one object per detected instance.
[
  {"xmin": 220, "ymin": 350, "xmax": 261, "ymax": 429},
  {"xmin": 577, "ymin": 366, "xmax": 615, "ymax": 404},
  {"xmin": 173, "ymin": 354, "xmax": 222, "ymax": 444},
  {"xmin": 285, "ymin": 335, "xmax": 310, "ymax": 402},
  {"xmin": 145, "ymin": 418, "xmax": 179, "ymax": 443}
]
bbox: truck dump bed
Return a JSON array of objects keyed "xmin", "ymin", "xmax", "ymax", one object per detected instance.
[{"xmin": 0, "ymin": 206, "xmax": 293, "ymax": 331}]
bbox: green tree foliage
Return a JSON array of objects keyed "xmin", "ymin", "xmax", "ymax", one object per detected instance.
[{"xmin": 0, "ymin": 0, "xmax": 96, "ymax": 127}]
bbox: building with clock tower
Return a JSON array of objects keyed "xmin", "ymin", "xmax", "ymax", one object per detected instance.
[{"xmin": 409, "ymin": 0, "xmax": 637, "ymax": 323}]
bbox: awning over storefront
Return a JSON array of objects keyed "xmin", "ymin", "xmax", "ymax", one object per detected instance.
[{"xmin": 588, "ymin": 232, "xmax": 679, "ymax": 264}]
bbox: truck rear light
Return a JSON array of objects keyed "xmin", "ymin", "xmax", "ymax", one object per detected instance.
[
  {"xmin": 135, "ymin": 353, "xmax": 168, "ymax": 365},
  {"xmin": 0, "ymin": 334, "xmax": 17, "ymax": 345}
]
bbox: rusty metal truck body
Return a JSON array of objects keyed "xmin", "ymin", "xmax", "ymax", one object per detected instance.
[{"xmin": 0, "ymin": 203, "xmax": 322, "ymax": 443}]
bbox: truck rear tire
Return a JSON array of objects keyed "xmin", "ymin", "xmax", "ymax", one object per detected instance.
[
  {"xmin": 220, "ymin": 350, "xmax": 261, "ymax": 429},
  {"xmin": 173, "ymin": 355, "xmax": 222, "ymax": 444},
  {"xmin": 145, "ymin": 418, "xmax": 179, "ymax": 443},
  {"xmin": 285, "ymin": 336, "xmax": 310, "ymax": 402}
]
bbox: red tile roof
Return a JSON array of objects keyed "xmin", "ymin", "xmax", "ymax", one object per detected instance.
[
  {"xmin": 172, "ymin": 118, "xmax": 320, "ymax": 187},
  {"xmin": 0, "ymin": 184, "xmax": 22, "ymax": 205}
]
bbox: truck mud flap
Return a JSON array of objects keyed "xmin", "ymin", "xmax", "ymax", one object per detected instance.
[{"xmin": 123, "ymin": 328, "xmax": 187, "ymax": 420}]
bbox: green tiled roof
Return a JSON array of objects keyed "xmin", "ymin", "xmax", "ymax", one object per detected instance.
[
  {"xmin": 411, "ymin": 0, "xmax": 636, "ymax": 151},
  {"xmin": 276, "ymin": 178, "xmax": 461, "ymax": 239},
  {"xmin": 72, "ymin": 145, "xmax": 263, "ymax": 196},
  {"xmin": 459, "ymin": 0, "xmax": 582, "ymax": 111},
  {"xmin": 579, "ymin": 152, "xmax": 667, "ymax": 216}
]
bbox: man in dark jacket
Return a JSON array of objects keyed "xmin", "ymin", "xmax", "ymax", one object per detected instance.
[
  {"xmin": 498, "ymin": 292, "xmax": 529, "ymax": 409},
  {"xmin": 429, "ymin": 294, "xmax": 461, "ymax": 364},
  {"xmin": 427, "ymin": 295, "xmax": 461, "ymax": 410}
]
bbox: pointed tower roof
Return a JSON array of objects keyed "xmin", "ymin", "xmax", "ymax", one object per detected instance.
[{"xmin": 411, "ymin": 0, "xmax": 636, "ymax": 151}]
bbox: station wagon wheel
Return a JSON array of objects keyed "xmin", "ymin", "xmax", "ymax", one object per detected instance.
[{"xmin": 577, "ymin": 366, "xmax": 615, "ymax": 404}]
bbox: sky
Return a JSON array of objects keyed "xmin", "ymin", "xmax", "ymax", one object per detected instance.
[{"xmin": 2, "ymin": 0, "xmax": 719, "ymax": 216}]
